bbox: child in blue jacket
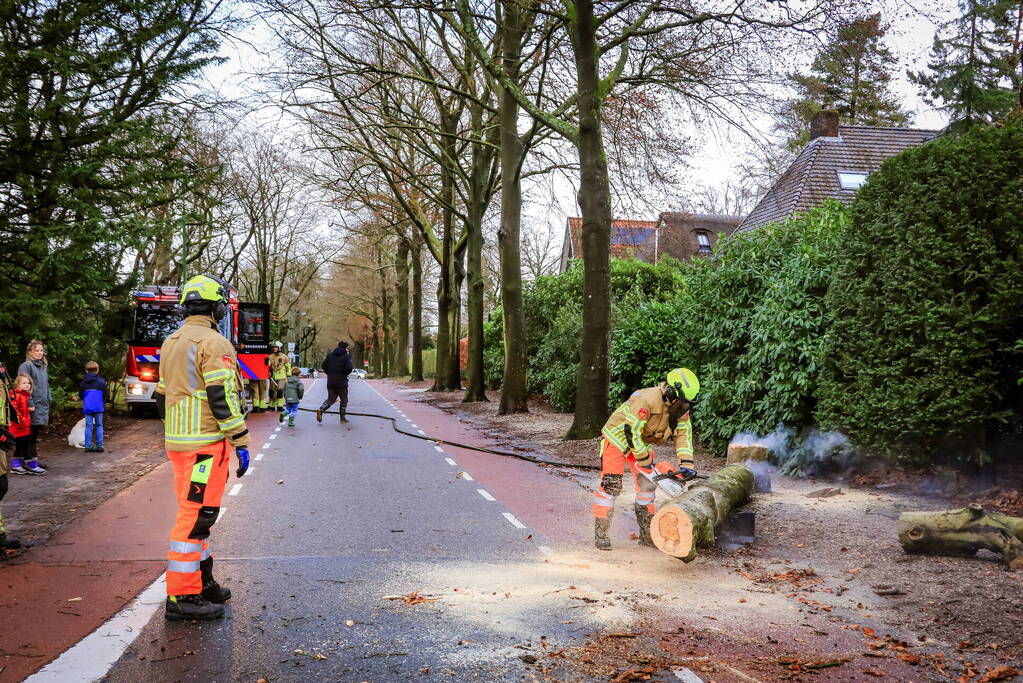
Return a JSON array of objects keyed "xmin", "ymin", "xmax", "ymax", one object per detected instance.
[{"xmin": 79, "ymin": 361, "xmax": 109, "ymax": 452}]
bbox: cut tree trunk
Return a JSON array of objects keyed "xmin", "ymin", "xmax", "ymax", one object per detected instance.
[
  {"xmin": 898, "ymin": 504, "xmax": 1023, "ymax": 570},
  {"xmin": 651, "ymin": 464, "xmax": 755, "ymax": 561},
  {"xmin": 726, "ymin": 444, "xmax": 769, "ymax": 465}
]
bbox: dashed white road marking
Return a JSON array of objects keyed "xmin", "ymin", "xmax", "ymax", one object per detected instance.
[
  {"xmin": 460, "ymin": 471, "xmax": 474, "ymax": 481},
  {"xmin": 228, "ymin": 483, "xmax": 243, "ymax": 496},
  {"xmin": 434, "ymin": 446, "xmax": 445, "ymax": 453},
  {"xmin": 218, "ymin": 507, "xmax": 229, "ymax": 522},
  {"xmin": 476, "ymin": 489, "xmax": 496, "ymax": 502},
  {"xmin": 275, "ymin": 426, "xmax": 282, "ymax": 432},
  {"xmin": 502, "ymin": 512, "xmax": 527, "ymax": 529},
  {"xmin": 538, "ymin": 546, "xmax": 553, "ymax": 555},
  {"xmin": 406, "ymin": 419, "xmax": 416, "ymax": 426},
  {"xmin": 445, "ymin": 457, "xmax": 458, "ymax": 466},
  {"xmin": 269, "ymin": 434, "xmax": 277, "ymax": 440},
  {"xmin": 261, "ymin": 442, "xmax": 271, "ymax": 449},
  {"xmin": 417, "ymin": 430, "xmax": 426, "ymax": 435},
  {"xmin": 246, "ymin": 467, "xmax": 254, "ymax": 474},
  {"xmin": 255, "ymin": 453, "xmax": 264, "ymax": 461}
]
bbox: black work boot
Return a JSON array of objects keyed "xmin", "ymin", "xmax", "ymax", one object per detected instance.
[
  {"xmin": 635, "ymin": 505, "xmax": 656, "ymax": 547},
  {"xmin": 199, "ymin": 557, "xmax": 231, "ymax": 604},
  {"xmin": 0, "ymin": 533, "xmax": 22, "ymax": 550},
  {"xmin": 165, "ymin": 594, "xmax": 224, "ymax": 621},
  {"xmin": 594, "ymin": 513, "xmax": 613, "ymax": 551},
  {"xmin": 339, "ymin": 412, "xmax": 348, "ymax": 423}
]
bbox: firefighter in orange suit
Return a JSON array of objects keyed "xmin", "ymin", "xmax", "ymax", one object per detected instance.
[
  {"xmin": 592, "ymin": 368, "xmax": 700, "ymax": 550},
  {"xmin": 156, "ymin": 274, "xmax": 250, "ymax": 621}
]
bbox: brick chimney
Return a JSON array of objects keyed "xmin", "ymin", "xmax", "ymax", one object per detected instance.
[{"xmin": 810, "ymin": 110, "xmax": 840, "ymax": 140}]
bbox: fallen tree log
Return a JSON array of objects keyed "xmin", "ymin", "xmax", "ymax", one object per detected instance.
[
  {"xmin": 898, "ymin": 504, "xmax": 1023, "ymax": 570},
  {"xmin": 650, "ymin": 464, "xmax": 754, "ymax": 561}
]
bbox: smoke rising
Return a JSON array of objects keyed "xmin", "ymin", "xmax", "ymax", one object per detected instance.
[{"xmin": 729, "ymin": 424, "xmax": 857, "ymax": 477}]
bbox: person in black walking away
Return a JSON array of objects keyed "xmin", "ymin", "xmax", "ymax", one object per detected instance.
[{"xmin": 316, "ymin": 341, "xmax": 353, "ymax": 424}]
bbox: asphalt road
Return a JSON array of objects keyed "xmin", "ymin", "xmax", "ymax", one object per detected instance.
[{"xmin": 100, "ymin": 379, "xmax": 597, "ymax": 681}]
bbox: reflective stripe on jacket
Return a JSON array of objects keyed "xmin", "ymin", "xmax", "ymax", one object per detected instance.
[
  {"xmin": 268, "ymin": 352, "xmax": 291, "ymax": 380},
  {"xmin": 157, "ymin": 315, "xmax": 249, "ymax": 451},
  {"xmin": 601, "ymin": 382, "xmax": 694, "ymax": 468}
]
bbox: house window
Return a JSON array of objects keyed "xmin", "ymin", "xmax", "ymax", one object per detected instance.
[
  {"xmin": 696, "ymin": 231, "xmax": 711, "ymax": 254},
  {"xmin": 837, "ymin": 171, "xmax": 869, "ymax": 190}
]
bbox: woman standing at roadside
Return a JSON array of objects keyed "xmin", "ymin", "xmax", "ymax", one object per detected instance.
[{"xmin": 17, "ymin": 340, "xmax": 50, "ymax": 472}]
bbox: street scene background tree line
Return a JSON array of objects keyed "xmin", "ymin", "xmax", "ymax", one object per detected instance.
[{"xmin": 1, "ymin": 0, "xmax": 1020, "ymax": 467}]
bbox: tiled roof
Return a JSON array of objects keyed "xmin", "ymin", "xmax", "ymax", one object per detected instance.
[
  {"xmin": 737, "ymin": 125, "xmax": 939, "ymax": 233},
  {"xmin": 565, "ymin": 217, "xmax": 657, "ymax": 258}
]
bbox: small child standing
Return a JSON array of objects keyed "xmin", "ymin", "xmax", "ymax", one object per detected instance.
[
  {"xmin": 0, "ymin": 362, "xmax": 21, "ymax": 548},
  {"xmin": 281, "ymin": 367, "xmax": 305, "ymax": 427},
  {"xmin": 9, "ymin": 374, "xmax": 45, "ymax": 474},
  {"xmin": 79, "ymin": 361, "xmax": 108, "ymax": 452}
]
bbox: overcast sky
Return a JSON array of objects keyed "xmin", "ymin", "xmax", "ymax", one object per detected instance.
[{"xmin": 204, "ymin": 2, "xmax": 958, "ymax": 242}]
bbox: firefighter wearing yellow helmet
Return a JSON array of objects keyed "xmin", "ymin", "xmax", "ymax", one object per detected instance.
[
  {"xmin": 156, "ymin": 274, "xmax": 249, "ymax": 620},
  {"xmin": 592, "ymin": 368, "xmax": 700, "ymax": 551},
  {"xmin": 267, "ymin": 340, "xmax": 291, "ymax": 411}
]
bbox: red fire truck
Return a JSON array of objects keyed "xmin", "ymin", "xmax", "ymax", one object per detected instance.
[{"xmin": 124, "ymin": 284, "xmax": 271, "ymax": 414}]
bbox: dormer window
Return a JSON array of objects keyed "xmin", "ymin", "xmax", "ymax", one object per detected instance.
[
  {"xmin": 696, "ymin": 231, "xmax": 711, "ymax": 254},
  {"xmin": 837, "ymin": 171, "xmax": 869, "ymax": 190}
]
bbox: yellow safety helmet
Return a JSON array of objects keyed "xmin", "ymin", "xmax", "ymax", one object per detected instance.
[
  {"xmin": 179, "ymin": 274, "xmax": 229, "ymax": 305},
  {"xmin": 666, "ymin": 368, "xmax": 700, "ymax": 402}
]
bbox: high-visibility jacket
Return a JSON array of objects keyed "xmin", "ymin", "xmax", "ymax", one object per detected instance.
[
  {"xmin": 157, "ymin": 315, "xmax": 250, "ymax": 451},
  {"xmin": 268, "ymin": 352, "xmax": 291, "ymax": 381},
  {"xmin": 601, "ymin": 382, "xmax": 693, "ymax": 469}
]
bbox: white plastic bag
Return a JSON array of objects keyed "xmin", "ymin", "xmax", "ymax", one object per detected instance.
[{"xmin": 68, "ymin": 418, "xmax": 87, "ymax": 449}]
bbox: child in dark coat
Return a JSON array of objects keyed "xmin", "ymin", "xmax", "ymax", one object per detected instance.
[{"xmin": 79, "ymin": 361, "xmax": 109, "ymax": 453}]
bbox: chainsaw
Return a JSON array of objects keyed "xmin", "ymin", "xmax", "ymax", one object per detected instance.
[{"xmin": 640, "ymin": 462, "xmax": 707, "ymax": 498}]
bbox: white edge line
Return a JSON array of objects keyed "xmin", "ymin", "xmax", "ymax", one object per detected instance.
[
  {"xmin": 434, "ymin": 446, "xmax": 444, "ymax": 452},
  {"xmin": 228, "ymin": 483, "xmax": 243, "ymax": 496},
  {"xmin": 460, "ymin": 471, "xmax": 474, "ymax": 481},
  {"xmin": 26, "ymin": 574, "xmax": 168, "ymax": 682},
  {"xmin": 502, "ymin": 512, "xmax": 527, "ymax": 529},
  {"xmin": 417, "ymin": 430, "xmax": 426, "ymax": 435},
  {"xmin": 444, "ymin": 457, "xmax": 458, "ymax": 466},
  {"xmin": 476, "ymin": 489, "xmax": 496, "ymax": 502},
  {"xmin": 261, "ymin": 442, "xmax": 271, "ymax": 449},
  {"xmin": 269, "ymin": 434, "xmax": 277, "ymax": 440},
  {"xmin": 255, "ymin": 453, "xmax": 264, "ymax": 461}
]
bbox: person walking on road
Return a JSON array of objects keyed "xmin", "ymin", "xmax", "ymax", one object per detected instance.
[
  {"xmin": 79, "ymin": 361, "xmax": 109, "ymax": 453},
  {"xmin": 316, "ymin": 341, "xmax": 353, "ymax": 424},
  {"xmin": 592, "ymin": 368, "xmax": 700, "ymax": 551},
  {"xmin": 267, "ymin": 340, "xmax": 291, "ymax": 412},
  {"xmin": 156, "ymin": 274, "xmax": 250, "ymax": 621},
  {"xmin": 17, "ymin": 340, "xmax": 50, "ymax": 471},
  {"xmin": 281, "ymin": 367, "xmax": 304, "ymax": 427}
]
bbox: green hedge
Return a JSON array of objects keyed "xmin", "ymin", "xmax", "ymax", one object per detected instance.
[{"xmin": 817, "ymin": 118, "xmax": 1023, "ymax": 465}]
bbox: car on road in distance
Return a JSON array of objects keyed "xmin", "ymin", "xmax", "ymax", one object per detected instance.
[{"xmin": 350, "ymin": 369, "xmax": 367, "ymax": 379}]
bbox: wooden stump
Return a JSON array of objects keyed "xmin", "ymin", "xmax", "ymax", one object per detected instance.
[
  {"xmin": 650, "ymin": 464, "xmax": 754, "ymax": 561},
  {"xmin": 898, "ymin": 504, "xmax": 1023, "ymax": 570},
  {"xmin": 726, "ymin": 443, "xmax": 769, "ymax": 465}
]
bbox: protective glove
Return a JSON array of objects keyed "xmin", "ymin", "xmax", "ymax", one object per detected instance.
[
  {"xmin": 235, "ymin": 447, "xmax": 250, "ymax": 478},
  {"xmin": 636, "ymin": 463, "xmax": 655, "ymax": 476},
  {"xmin": 677, "ymin": 466, "xmax": 697, "ymax": 481}
]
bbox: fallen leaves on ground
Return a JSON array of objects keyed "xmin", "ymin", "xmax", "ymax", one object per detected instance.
[
  {"xmin": 611, "ymin": 667, "xmax": 656, "ymax": 682},
  {"xmin": 776, "ymin": 656, "xmax": 851, "ymax": 672},
  {"xmin": 383, "ymin": 592, "xmax": 440, "ymax": 605},
  {"xmin": 978, "ymin": 666, "xmax": 1019, "ymax": 682}
]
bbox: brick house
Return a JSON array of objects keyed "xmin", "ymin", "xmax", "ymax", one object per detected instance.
[
  {"xmin": 737, "ymin": 111, "xmax": 939, "ymax": 233},
  {"xmin": 637, "ymin": 212, "xmax": 742, "ymax": 262},
  {"xmin": 558, "ymin": 217, "xmax": 657, "ymax": 272}
]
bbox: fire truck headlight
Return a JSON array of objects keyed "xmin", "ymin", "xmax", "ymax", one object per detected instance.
[{"xmin": 128, "ymin": 383, "xmax": 145, "ymax": 396}]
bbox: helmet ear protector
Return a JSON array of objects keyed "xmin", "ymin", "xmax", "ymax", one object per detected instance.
[{"xmin": 180, "ymin": 274, "xmax": 232, "ymax": 321}]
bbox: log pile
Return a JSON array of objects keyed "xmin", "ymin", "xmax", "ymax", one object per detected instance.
[
  {"xmin": 898, "ymin": 504, "xmax": 1023, "ymax": 570},
  {"xmin": 650, "ymin": 464, "xmax": 754, "ymax": 561}
]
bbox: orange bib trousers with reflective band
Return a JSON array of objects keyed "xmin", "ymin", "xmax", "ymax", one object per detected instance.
[
  {"xmin": 592, "ymin": 438, "xmax": 657, "ymax": 519},
  {"xmin": 167, "ymin": 440, "xmax": 231, "ymax": 596}
]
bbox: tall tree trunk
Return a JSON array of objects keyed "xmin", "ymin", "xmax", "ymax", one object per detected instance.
[
  {"xmin": 379, "ymin": 249, "xmax": 391, "ymax": 377},
  {"xmin": 449, "ymin": 242, "xmax": 466, "ymax": 389},
  {"xmin": 432, "ymin": 207, "xmax": 454, "ymax": 390},
  {"xmin": 463, "ymin": 103, "xmax": 489, "ymax": 402},
  {"xmin": 497, "ymin": 0, "xmax": 529, "ymax": 414},
  {"xmin": 411, "ymin": 237, "xmax": 424, "ymax": 382},
  {"xmin": 566, "ymin": 0, "xmax": 613, "ymax": 440},
  {"xmin": 395, "ymin": 239, "xmax": 410, "ymax": 377}
]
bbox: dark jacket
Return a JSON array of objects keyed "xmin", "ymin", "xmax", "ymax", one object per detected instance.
[
  {"xmin": 321, "ymin": 345, "xmax": 353, "ymax": 384},
  {"xmin": 18, "ymin": 359, "xmax": 50, "ymax": 425},
  {"xmin": 79, "ymin": 372, "xmax": 109, "ymax": 415}
]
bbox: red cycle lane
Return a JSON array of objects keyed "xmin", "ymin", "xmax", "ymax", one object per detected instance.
[{"xmin": 0, "ymin": 411, "xmax": 282, "ymax": 682}]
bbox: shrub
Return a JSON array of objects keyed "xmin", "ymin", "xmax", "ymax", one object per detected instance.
[
  {"xmin": 680, "ymin": 202, "xmax": 850, "ymax": 454},
  {"xmin": 817, "ymin": 117, "xmax": 1023, "ymax": 465}
]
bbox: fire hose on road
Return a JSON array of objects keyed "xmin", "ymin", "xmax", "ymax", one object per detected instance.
[{"xmin": 297, "ymin": 406, "xmax": 600, "ymax": 471}]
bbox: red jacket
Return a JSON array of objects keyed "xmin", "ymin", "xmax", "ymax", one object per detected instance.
[{"xmin": 9, "ymin": 390, "xmax": 31, "ymax": 438}]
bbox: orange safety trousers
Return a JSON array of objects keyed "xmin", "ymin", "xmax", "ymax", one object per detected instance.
[
  {"xmin": 591, "ymin": 439, "xmax": 657, "ymax": 519},
  {"xmin": 166, "ymin": 440, "xmax": 231, "ymax": 596}
]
